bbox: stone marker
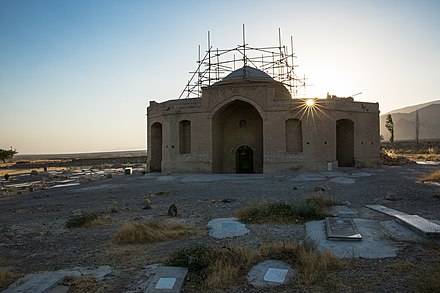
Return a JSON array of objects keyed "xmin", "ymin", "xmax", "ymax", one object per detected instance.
[
  {"xmin": 325, "ymin": 217, "xmax": 362, "ymax": 240},
  {"xmin": 155, "ymin": 278, "xmax": 176, "ymax": 289},
  {"xmin": 145, "ymin": 266, "xmax": 187, "ymax": 293},
  {"xmin": 263, "ymin": 268, "xmax": 289, "ymax": 283},
  {"xmin": 247, "ymin": 260, "xmax": 295, "ymax": 287},
  {"xmin": 395, "ymin": 214, "xmax": 440, "ymax": 238},
  {"xmin": 364, "ymin": 205, "xmax": 408, "ymax": 217},
  {"xmin": 207, "ymin": 217, "xmax": 249, "ymax": 239}
]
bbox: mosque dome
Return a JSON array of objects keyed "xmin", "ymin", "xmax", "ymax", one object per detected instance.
[{"xmin": 222, "ymin": 66, "xmax": 273, "ymax": 81}]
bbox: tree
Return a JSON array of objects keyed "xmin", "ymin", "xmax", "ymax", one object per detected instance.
[
  {"xmin": 385, "ymin": 114, "xmax": 394, "ymax": 142},
  {"xmin": 0, "ymin": 148, "xmax": 18, "ymax": 163}
]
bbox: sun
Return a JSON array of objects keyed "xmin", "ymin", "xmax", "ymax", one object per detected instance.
[{"xmin": 305, "ymin": 98, "xmax": 315, "ymax": 107}]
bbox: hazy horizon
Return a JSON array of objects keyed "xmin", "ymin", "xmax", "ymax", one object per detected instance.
[{"xmin": 1, "ymin": 0, "xmax": 439, "ymax": 154}]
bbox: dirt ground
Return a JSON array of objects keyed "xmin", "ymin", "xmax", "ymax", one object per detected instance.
[{"xmin": 1, "ymin": 159, "xmax": 440, "ymax": 292}]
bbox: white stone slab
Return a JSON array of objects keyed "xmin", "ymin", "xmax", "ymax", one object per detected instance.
[
  {"xmin": 291, "ymin": 173, "xmax": 326, "ymax": 182},
  {"xmin": 208, "ymin": 217, "xmax": 249, "ymax": 239},
  {"xmin": 155, "ymin": 277, "xmax": 176, "ymax": 289},
  {"xmin": 306, "ymin": 219, "xmax": 401, "ymax": 259},
  {"xmin": 145, "ymin": 266, "xmax": 187, "ymax": 293},
  {"xmin": 263, "ymin": 268, "xmax": 288, "ymax": 283},
  {"xmin": 395, "ymin": 214, "xmax": 440, "ymax": 237},
  {"xmin": 49, "ymin": 183, "xmax": 80, "ymax": 189},
  {"xmin": 329, "ymin": 177, "xmax": 355, "ymax": 184},
  {"xmin": 364, "ymin": 205, "xmax": 408, "ymax": 217},
  {"xmin": 247, "ymin": 260, "xmax": 295, "ymax": 287}
]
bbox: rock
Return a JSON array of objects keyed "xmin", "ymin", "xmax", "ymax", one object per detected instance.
[
  {"xmin": 30, "ymin": 170, "xmax": 39, "ymax": 176},
  {"xmin": 105, "ymin": 173, "xmax": 112, "ymax": 179},
  {"xmin": 220, "ymin": 198, "xmax": 235, "ymax": 203},
  {"xmin": 385, "ymin": 193, "xmax": 402, "ymax": 201},
  {"xmin": 312, "ymin": 186, "xmax": 326, "ymax": 192}
]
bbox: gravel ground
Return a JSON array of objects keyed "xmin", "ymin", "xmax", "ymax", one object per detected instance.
[{"xmin": 1, "ymin": 164, "xmax": 439, "ymax": 292}]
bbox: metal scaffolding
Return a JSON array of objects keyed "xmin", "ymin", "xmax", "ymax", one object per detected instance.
[{"xmin": 178, "ymin": 27, "xmax": 309, "ymax": 99}]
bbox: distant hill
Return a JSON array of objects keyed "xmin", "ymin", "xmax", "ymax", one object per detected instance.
[{"xmin": 380, "ymin": 100, "xmax": 440, "ymax": 141}]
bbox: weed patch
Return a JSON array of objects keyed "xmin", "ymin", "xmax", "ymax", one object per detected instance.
[
  {"xmin": 234, "ymin": 201, "xmax": 330, "ymax": 224},
  {"xmin": 66, "ymin": 213, "xmax": 101, "ymax": 228},
  {"xmin": 167, "ymin": 240, "xmax": 340, "ymax": 290},
  {"xmin": 0, "ymin": 269, "xmax": 17, "ymax": 291},
  {"xmin": 63, "ymin": 275, "xmax": 101, "ymax": 292},
  {"xmin": 421, "ymin": 171, "xmax": 440, "ymax": 183},
  {"xmin": 113, "ymin": 219, "xmax": 199, "ymax": 244}
]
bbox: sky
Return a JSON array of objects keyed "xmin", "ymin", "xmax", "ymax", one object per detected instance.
[{"xmin": 1, "ymin": 0, "xmax": 439, "ymax": 154}]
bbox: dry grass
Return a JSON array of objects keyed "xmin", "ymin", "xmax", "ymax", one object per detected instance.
[
  {"xmin": 167, "ymin": 241, "xmax": 341, "ymax": 290},
  {"xmin": 421, "ymin": 170, "xmax": 440, "ymax": 183},
  {"xmin": 259, "ymin": 241, "xmax": 301, "ymax": 264},
  {"xmin": 112, "ymin": 219, "xmax": 199, "ymax": 244},
  {"xmin": 296, "ymin": 248, "xmax": 341, "ymax": 285},
  {"xmin": 259, "ymin": 241, "xmax": 340, "ymax": 285},
  {"xmin": 63, "ymin": 275, "xmax": 101, "ymax": 293},
  {"xmin": 0, "ymin": 269, "xmax": 18, "ymax": 291},
  {"xmin": 204, "ymin": 245, "xmax": 260, "ymax": 289},
  {"xmin": 305, "ymin": 193, "xmax": 341, "ymax": 208}
]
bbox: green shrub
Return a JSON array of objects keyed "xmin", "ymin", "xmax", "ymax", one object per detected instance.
[{"xmin": 66, "ymin": 213, "xmax": 98, "ymax": 228}]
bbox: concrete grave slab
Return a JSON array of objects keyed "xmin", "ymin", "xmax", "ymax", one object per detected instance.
[
  {"xmin": 3, "ymin": 266, "xmax": 112, "ymax": 293},
  {"xmin": 306, "ymin": 219, "xmax": 403, "ymax": 258},
  {"xmin": 145, "ymin": 266, "xmax": 187, "ymax": 293},
  {"xmin": 365, "ymin": 205, "xmax": 408, "ymax": 217},
  {"xmin": 247, "ymin": 260, "xmax": 295, "ymax": 287},
  {"xmin": 325, "ymin": 217, "xmax": 362, "ymax": 240},
  {"xmin": 329, "ymin": 177, "xmax": 355, "ymax": 184},
  {"xmin": 291, "ymin": 173, "xmax": 326, "ymax": 182},
  {"xmin": 208, "ymin": 217, "xmax": 249, "ymax": 239},
  {"xmin": 49, "ymin": 183, "xmax": 80, "ymax": 189},
  {"xmin": 395, "ymin": 214, "xmax": 440, "ymax": 238},
  {"xmin": 330, "ymin": 206, "xmax": 358, "ymax": 218}
]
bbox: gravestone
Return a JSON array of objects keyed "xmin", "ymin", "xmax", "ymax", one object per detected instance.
[
  {"xmin": 145, "ymin": 266, "xmax": 187, "ymax": 293},
  {"xmin": 247, "ymin": 260, "xmax": 295, "ymax": 287},
  {"xmin": 325, "ymin": 217, "xmax": 362, "ymax": 240}
]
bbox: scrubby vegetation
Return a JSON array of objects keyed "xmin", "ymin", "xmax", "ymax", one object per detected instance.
[
  {"xmin": 167, "ymin": 241, "xmax": 340, "ymax": 290},
  {"xmin": 113, "ymin": 219, "xmax": 199, "ymax": 244},
  {"xmin": 66, "ymin": 213, "xmax": 101, "ymax": 228},
  {"xmin": 421, "ymin": 171, "xmax": 440, "ymax": 183},
  {"xmin": 63, "ymin": 275, "xmax": 101, "ymax": 292},
  {"xmin": 234, "ymin": 199, "xmax": 332, "ymax": 224},
  {"xmin": 0, "ymin": 269, "xmax": 18, "ymax": 291}
]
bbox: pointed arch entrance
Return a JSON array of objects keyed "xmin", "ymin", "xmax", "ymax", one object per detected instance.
[
  {"xmin": 212, "ymin": 100, "xmax": 263, "ymax": 173},
  {"xmin": 150, "ymin": 122, "xmax": 162, "ymax": 172},
  {"xmin": 336, "ymin": 119, "xmax": 354, "ymax": 167}
]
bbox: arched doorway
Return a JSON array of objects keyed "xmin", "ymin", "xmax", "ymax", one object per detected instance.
[
  {"xmin": 336, "ymin": 119, "xmax": 354, "ymax": 167},
  {"xmin": 236, "ymin": 146, "xmax": 254, "ymax": 173},
  {"xmin": 212, "ymin": 100, "xmax": 263, "ymax": 173},
  {"xmin": 150, "ymin": 122, "xmax": 162, "ymax": 172}
]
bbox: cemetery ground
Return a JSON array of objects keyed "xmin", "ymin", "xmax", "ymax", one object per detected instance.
[{"xmin": 1, "ymin": 155, "xmax": 440, "ymax": 292}]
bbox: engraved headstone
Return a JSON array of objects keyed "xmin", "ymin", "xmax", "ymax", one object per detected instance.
[
  {"xmin": 325, "ymin": 217, "xmax": 362, "ymax": 240},
  {"xmin": 155, "ymin": 278, "xmax": 176, "ymax": 289},
  {"xmin": 263, "ymin": 268, "xmax": 288, "ymax": 283}
]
